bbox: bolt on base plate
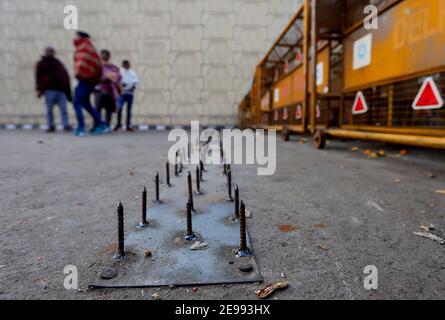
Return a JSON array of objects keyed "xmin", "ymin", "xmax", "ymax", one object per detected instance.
[
  {"xmin": 112, "ymin": 254, "xmax": 127, "ymax": 262},
  {"xmin": 137, "ymin": 222, "xmax": 149, "ymax": 229},
  {"xmin": 184, "ymin": 233, "xmax": 197, "ymax": 241},
  {"xmin": 236, "ymin": 249, "xmax": 252, "ymax": 258}
]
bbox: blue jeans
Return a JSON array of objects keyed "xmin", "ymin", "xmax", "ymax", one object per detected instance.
[
  {"xmin": 117, "ymin": 94, "xmax": 134, "ymax": 128},
  {"xmin": 44, "ymin": 90, "xmax": 69, "ymax": 128},
  {"xmin": 73, "ymin": 80, "xmax": 104, "ymax": 131}
]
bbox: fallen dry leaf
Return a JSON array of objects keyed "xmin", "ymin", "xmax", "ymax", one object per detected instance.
[
  {"xmin": 395, "ymin": 179, "xmax": 402, "ymax": 184},
  {"xmin": 400, "ymin": 150, "xmax": 409, "ymax": 156},
  {"xmin": 192, "ymin": 287, "xmax": 198, "ymax": 293},
  {"xmin": 314, "ymin": 223, "xmax": 326, "ymax": 229},
  {"xmin": 190, "ymin": 241, "xmax": 208, "ymax": 250},
  {"xmin": 317, "ymin": 245, "xmax": 328, "ymax": 251},
  {"xmin": 277, "ymin": 225, "xmax": 297, "ymax": 233},
  {"xmin": 363, "ymin": 149, "xmax": 386, "ymax": 158},
  {"xmin": 129, "ymin": 171, "xmax": 135, "ymax": 176},
  {"xmin": 144, "ymin": 248, "xmax": 152, "ymax": 257},
  {"xmin": 420, "ymin": 224, "xmax": 435, "ymax": 232},
  {"xmin": 256, "ymin": 282, "xmax": 288, "ymax": 299},
  {"xmin": 351, "ymin": 146, "xmax": 360, "ymax": 152},
  {"xmin": 152, "ymin": 292, "xmax": 161, "ymax": 300},
  {"xmin": 435, "ymin": 189, "xmax": 445, "ymax": 195},
  {"xmin": 413, "ymin": 232, "xmax": 445, "ymax": 245}
]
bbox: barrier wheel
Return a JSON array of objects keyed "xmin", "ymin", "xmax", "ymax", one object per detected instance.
[
  {"xmin": 281, "ymin": 127, "xmax": 290, "ymax": 141},
  {"xmin": 313, "ymin": 130, "xmax": 326, "ymax": 149}
]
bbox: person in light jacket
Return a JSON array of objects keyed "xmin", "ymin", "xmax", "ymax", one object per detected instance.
[{"xmin": 114, "ymin": 60, "xmax": 139, "ymax": 132}]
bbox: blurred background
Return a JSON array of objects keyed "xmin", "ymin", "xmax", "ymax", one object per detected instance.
[{"xmin": 0, "ymin": 0, "xmax": 301, "ymax": 126}]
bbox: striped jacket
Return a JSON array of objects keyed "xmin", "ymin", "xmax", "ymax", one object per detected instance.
[{"xmin": 73, "ymin": 38, "xmax": 102, "ymax": 84}]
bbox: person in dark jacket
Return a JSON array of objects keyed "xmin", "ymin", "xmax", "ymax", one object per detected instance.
[{"xmin": 35, "ymin": 46, "xmax": 72, "ymax": 132}]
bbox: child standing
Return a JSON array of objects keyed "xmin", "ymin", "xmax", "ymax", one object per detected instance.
[{"xmin": 97, "ymin": 50, "xmax": 122, "ymax": 127}]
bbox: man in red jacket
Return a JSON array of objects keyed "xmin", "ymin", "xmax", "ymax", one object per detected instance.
[
  {"xmin": 72, "ymin": 31, "xmax": 109, "ymax": 137},
  {"xmin": 35, "ymin": 46, "xmax": 72, "ymax": 133}
]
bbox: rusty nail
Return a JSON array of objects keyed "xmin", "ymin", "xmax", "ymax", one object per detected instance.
[
  {"xmin": 238, "ymin": 201, "xmax": 251, "ymax": 257},
  {"xmin": 220, "ymin": 139, "xmax": 224, "ymax": 160},
  {"xmin": 187, "ymin": 171, "xmax": 195, "ymax": 211},
  {"xmin": 195, "ymin": 166, "xmax": 202, "ymax": 195},
  {"xmin": 188, "ymin": 141, "xmax": 191, "ymax": 158},
  {"xmin": 166, "ymin": 162, "xmax": 171, "ymax": 187},
  {"xmin": 153, "ymin": 172, "xmax": 160, "ymax": 204},
  {"xmin": 226, "ymin": 170, "xmax": 233, "ymax": 202},
  {"xmin": 234, "ymin": 184, "xmax": 239, "ymax": 219},
  {"xmin": 185, "ymin": 198, "xmax": 196, "ymax": 241},
  {"xmin": 114, "ymin": 202, "xmax": 126, "ymax": 261},
  {"xmin": 138, "ymin": 187, "xmax": 148, "ymax": 228}
]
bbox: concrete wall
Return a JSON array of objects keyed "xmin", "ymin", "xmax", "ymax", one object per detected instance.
[{"xmin": 0, "ymin": 0, "xmax": 301, "ymax": 126}]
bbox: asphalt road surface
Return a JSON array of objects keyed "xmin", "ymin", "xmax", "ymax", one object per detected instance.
[{"xmin": 0, "ymin": 130, "xmax": 444, "ymax": 300}]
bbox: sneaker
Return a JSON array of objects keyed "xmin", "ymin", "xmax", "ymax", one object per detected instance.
[
  {"xmin": 91, "ymin": 124, "xmax": 111, "ymax": 135},
  {"xmin": 46, "ymin": 126, "xmax": 56, "ymax": 133},
  {"xmin": 89, "ymin": 125, "xmax": 100, "ymax": 133},
  {"xmin": 73, "ymin": 129, "xmax": 87, "ymax": 137}
]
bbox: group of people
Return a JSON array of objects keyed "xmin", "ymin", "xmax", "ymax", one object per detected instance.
[{"xmin": 35, "ymin": 31, "xmax": 139, "ymax": 136}]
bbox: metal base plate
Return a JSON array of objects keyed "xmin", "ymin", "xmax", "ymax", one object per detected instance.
[{"xmin": 91, "ymin": 164, "xmax": 262, "ymax": 288}]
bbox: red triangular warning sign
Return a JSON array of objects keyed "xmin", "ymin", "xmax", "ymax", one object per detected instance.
[
  {"xmin": 352, "ymin": 91, "xmax": 368, "ymax": 115},
  {"xmin": 412, "ymin": 77, "xmax": 444, "ymax": 110},
  {"xmin": 295, "ymin": 105, "xmax": 302, "ymax": 120},
  {"xmin": 282, "ymin": 108, "xmax": 289, "ymax": 120}
]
